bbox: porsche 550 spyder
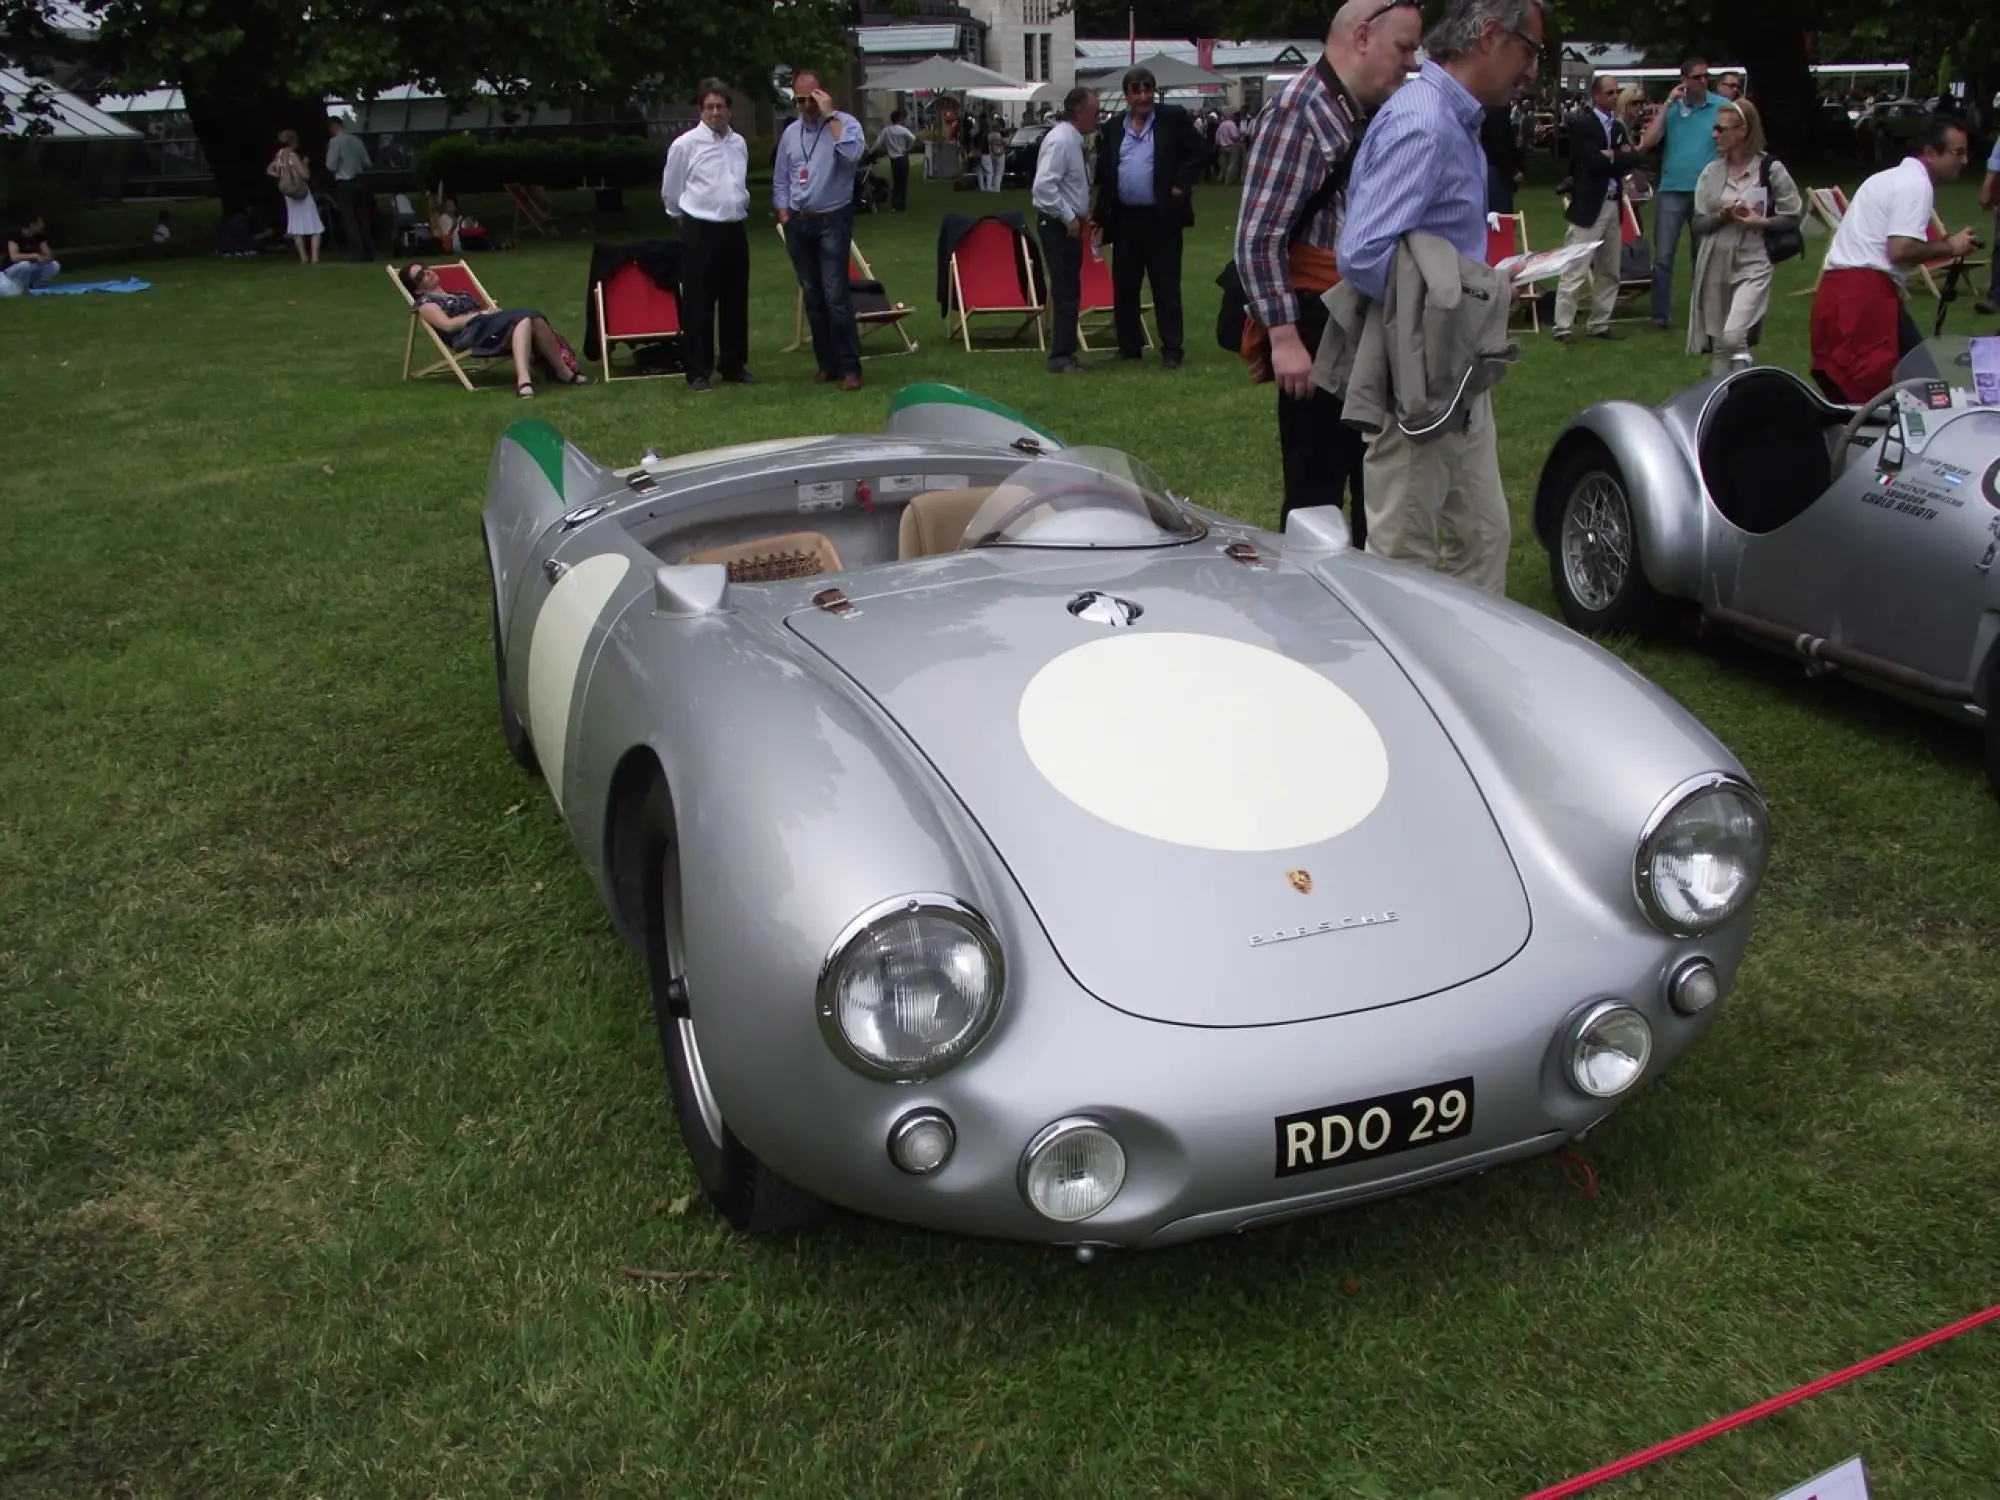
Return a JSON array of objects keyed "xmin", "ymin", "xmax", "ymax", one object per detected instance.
[
  {"xmin": 1535, "ymin": 337, "xmax": 2000, "ymax": 799},
  {"xmin": 482, "ymin": 383, "xmax": 1771, "ymax": 1250}
]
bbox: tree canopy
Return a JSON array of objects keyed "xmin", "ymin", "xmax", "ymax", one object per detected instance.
[{"xmin": 4, "ymin": 0, "xmax": 851, "ymax": 199}]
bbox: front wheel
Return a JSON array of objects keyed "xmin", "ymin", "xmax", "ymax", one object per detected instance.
[
  {"xmin": 641, "ymin": 783, "xmax": 826, "ymax": 1235},
  {"xmin": 1546, "ymin": 440, "xmax": 1661, "ymax": 635}
]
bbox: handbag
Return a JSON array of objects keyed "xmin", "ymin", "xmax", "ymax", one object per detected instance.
[
  {"xmin": 276, "ymin": 153, "xmax": 311, "ymax": 201},
  {"xmin": 1759, "ymin": 156, "xmax": 1803, "ymax": 263}
]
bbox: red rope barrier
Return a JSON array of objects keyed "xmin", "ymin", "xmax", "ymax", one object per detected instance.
[{"xmin": 1521, "ymin": 1302, "xmax": 2000, "ymax": 1499}]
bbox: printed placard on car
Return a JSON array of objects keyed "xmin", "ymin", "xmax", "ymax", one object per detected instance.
[
  {"xmin": 797, "ymin": 480, "xmax": 846, "ymax": 513},
  {"xmin": 1274, "ymin": 1077, "xmax": 1474, "ymax": 1177},
  {"xmin": 877, "ymin": 473, "xmax": 927, "ymax": 495}
]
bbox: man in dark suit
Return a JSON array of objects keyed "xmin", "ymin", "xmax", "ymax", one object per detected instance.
[
  {"xmin": 1552, "ymin": 73, "xmax": 1646, "ymax": 342},
  {"xmin": 1093, "ymin": 66, "xmax": 1204, "ymax": 368},
  {"xmin": 1479, "ymin": 103, "xmax": 1525, "ymax": 214}
]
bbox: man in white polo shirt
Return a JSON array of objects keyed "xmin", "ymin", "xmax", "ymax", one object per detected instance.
[
  {"xmin": 1810, "ymin": 120, "xmax": 1980, "ymax": 402},
  {"xmin": 661, "ymin": 79, "xmax": 756, "ymax": 392}
]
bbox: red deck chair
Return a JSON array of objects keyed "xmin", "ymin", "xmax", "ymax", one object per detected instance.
[
  {"xmin": 594, "ymin": 262, "xmax": 683, "ymax": 381},
  {"xmin": 1074, "ymin": 233, "xmax": 1151, "ymax": 352},
  {"xmin": 777, "ymin": 230, "xmax": 917, "ymax": 358},
  {"xmin": 389, "ymin": 259, "xmax": 512, "ymax": 390},
  {"xmin": 1484, "ymin": 212, "xmax": 1539, "ymax": 333},
  {"xmin": 946, "ymin": 219, "xmax": 1044, "ymax": 353},
  {"xmin": 504, "ymin": 182, "xmax": 559, "ymax": 238}
]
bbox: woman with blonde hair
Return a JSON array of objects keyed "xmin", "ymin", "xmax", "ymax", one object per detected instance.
[
  {"xmin": 1687, "ymin": 98, "xmax": 1802, "ymax": 376},
  {"xmin": 265, "ymin": 128, "xmax": 324, "ymax": 264}
]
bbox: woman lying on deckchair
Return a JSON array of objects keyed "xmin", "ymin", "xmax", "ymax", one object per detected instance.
[{"xmin": 400, "ymin": 262, "xmax": 594, "ymax": 398}]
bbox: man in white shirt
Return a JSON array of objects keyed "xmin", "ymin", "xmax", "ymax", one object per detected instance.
[
  {"xmin": 1032, "ymin": 86, "xmax": 1101, "ymax": 374},
  {"xmin": 325, "ymin": 117, "xmax": 374, "ymax": 261},
  {"xmin": 1810, "ymin": 120, "xmax": 1980, "ymax": 401},
  {"xmin": 877, "ymin": 108, "xmax": 917, "ymax": 211},
  {"xmin": 1214, "ymin": 111, "xmax": 1242, "ymax": 184},
  {"xmin": 662, "ymin": 80, "xmax": 756, "ymax": 391}
]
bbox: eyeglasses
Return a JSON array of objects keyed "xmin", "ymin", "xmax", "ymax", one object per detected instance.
[
  {"xmin": 1363, "ymin": 0, "xmax": 1420, "ymax": 19},
  {"xmin": 1504, "ymin": 25, "xmax": 1541, "ymax": 53}
]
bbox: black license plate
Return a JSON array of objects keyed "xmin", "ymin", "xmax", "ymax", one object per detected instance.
[{"xmin": 1274, "ymin": 1077, "xmax": 1475, "ymax": 1178}]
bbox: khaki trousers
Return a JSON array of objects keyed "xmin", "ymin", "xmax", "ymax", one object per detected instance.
[
  {"xmin": 1554, "ymin": 197, "xmax": 1621, "ymax": 335},
  {"xmin": 1361, "ymin": 391, "xmax": 1510, "ymax": 596}
]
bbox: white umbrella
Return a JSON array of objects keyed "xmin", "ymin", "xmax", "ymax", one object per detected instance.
[
  {"xmin": 1080, "ymin": 53, "xmax": 1230, "ymax": 90},
  {"xmin": 865, "ymin": 56, "xmax": 1026, "ymax": 93},
  {"xmin": 964, "ymin": 82, "xmax": 1067, "ymax": 104}
]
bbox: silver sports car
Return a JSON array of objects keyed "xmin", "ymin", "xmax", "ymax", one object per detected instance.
[
  {"xmin": 483, "ymin": 382, "xmax": 1772, "ymax": 1251},
  {"xmin": 1536, "ymin": 337, "xmax": 2000, "ymax": 799}
]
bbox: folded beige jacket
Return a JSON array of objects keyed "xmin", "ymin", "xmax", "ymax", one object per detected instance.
[{"xmin": 1311, "ymin": 231, "xmax": 1519, "ymax": 441}]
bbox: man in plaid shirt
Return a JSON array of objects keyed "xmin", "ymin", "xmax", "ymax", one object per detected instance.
[{"xmin": 1234, "ymin": 0, "xmax": 1423, "ymax": 541}]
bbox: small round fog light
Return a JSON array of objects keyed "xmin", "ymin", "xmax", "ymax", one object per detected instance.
[
  {"xmin": 1668, "ymin": 958, "xmax": 1721, "ymax": 1015},
  {"xmin": 888, "ymin": 1109, "xmax": 955, "ymax": 1175},
  {"xmin": 1567, "ymin": 1002, "xmax": 1653, "ymax": 1098},
  {"xmin": 1020, "ymin": 1118, "xmax": 1126, "ymax": 1222}
]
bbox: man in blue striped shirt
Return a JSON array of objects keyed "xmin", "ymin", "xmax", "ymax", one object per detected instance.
[
  {"xmin": 1336, "ymin": 0, "xmax": 1547, "ymax": 596},
  {"xmin": 774, "ymin": 69, "xmax": 867, "ymax": 389}
]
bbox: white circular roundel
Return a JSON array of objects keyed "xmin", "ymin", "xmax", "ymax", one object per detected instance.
[{"xmin": 1017, "ymin": 632, "xmax": 1389, "ymax": 851}]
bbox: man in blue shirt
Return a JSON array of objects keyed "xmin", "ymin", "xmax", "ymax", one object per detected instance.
[
  {"xmin": 774, "ymin": 69, "xmax": 867, "ymax": 389},
  {"xmin": 1337, "ymin": 0, "xmax": 1547, "ymax": 596},
  {"xmin": 1636, "ymin": 57, "xmax": 1721, "ymax": 329},
  {"xmin": 1093, "ymin": 66, "xmax": 1204, "ymax": 368}
]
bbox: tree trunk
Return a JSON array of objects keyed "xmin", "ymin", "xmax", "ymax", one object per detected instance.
[
  {"xmin": 180, "ymin": 74, "xmax": 329, "ymax": 218},
  {"xmin": 1733, "ymin": 28, "xmax": 1815, "ymax": 163}
]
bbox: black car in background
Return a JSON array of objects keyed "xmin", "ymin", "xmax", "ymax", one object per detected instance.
[{"xmin": 1003, "ymin": 124, "xmax": 1050, "ymax": 188}]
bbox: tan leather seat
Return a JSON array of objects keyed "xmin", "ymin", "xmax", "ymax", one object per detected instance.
[
  {"xmin": 897, "ymin": 486, "xmax": 999, "ymax": 559},
  {"xmin": 683, "ymin": 529, "xmax": 842, "ymax": 582}
]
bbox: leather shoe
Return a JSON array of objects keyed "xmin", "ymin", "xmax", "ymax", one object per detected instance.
[
  {"xmin": 1161, "ymin": 352, "xmax": 1183, "ymax": 370},
  {"xmin": 721, "ymin": 370, "xmax": 760, "ymax": 384},
  {"xmin": 839, "ymin": 372, "xmax": 862, "ymax": 391},
  {"xmin": 1588, "ymin": 328, "xmax": 1625, "ymax": 341},
  {"xmin": 812, "ymin": 370, "xmax": 831, "ymax": 385},
  {"xmin": 1551, "ymin": 328, "xmax": 1575, "ymax": 343},
  {"xmin": 687, "ymin": 376, "xmax": 713, "ymax": 393}
]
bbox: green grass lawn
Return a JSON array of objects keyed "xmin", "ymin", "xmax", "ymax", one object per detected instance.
[{"xmin": 3, "ymin": 166, "xmax": 1997, "ymax": 1500}]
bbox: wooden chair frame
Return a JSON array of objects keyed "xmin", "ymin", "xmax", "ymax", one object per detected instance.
[
  {"xmin": 592, "ymin": 268, "xmax": 684, "ymax": 382},
  {"xmin": 505, "ymin": 182, "xmax": 559, "ymax": 238},
  {"xmin": 1796, "ymin": 186, "xmax": 1849, "ymax": 297},
  {"xmin": 945, "ymin": 226, "xmax": 1045, "ymax": 354},
  {"xmin": 1074, "ymin": 234, "xmax": 1152, "ymax": 352},
  {"xmin": 1486, "ymin": 211, "xmax": 1540, "ymax": 333},
  {"xmin": 387, "ymin": 259, "xmax": 511, "ymax": 391},
  {"xmin": 775, "ymin": 228, "xmax": 918, "ymax": 358}
]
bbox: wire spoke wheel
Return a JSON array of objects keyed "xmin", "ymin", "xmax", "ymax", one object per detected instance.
[
  {"xmin": 1561, "ymin": 472, "xmax": 1633, "ymax": 614},
  {"xmin": 661, "ymin": 854, "xmax": 724, "ymax": 1150}
]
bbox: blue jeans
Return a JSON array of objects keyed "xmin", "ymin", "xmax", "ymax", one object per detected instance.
[
  {"xmin": 3, "ymin": 259, "xmax": 60, "ymax": 291},
  {"xmin": 1650, "ymin": 190, "xmax": 1695, "ymax": 327},
  {"xmin": 784, "ymin": 209, "xmax": 860, "ymax": 378}
]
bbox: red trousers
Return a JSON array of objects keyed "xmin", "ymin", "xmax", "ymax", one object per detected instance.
[{"xmin": 1809, "ymin": 267, "xmax": 1902, "ymax": 402}]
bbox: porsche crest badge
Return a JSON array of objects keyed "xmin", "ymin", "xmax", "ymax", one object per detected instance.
[{"xmin": 1287, "ymin": 869, "xmax": 1312, "ymax": 895}]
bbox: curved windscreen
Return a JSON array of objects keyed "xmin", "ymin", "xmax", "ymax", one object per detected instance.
[
  {"xmin": 961, "ymin": 446, "xmax": 1206, "ymax": 550},
  {"xmin": 1893, "ymin": 336, "xmax": 1984, "ymax": 392}
]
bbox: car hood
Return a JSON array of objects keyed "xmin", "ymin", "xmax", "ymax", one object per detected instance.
[{"xmin": 786, "ymin": 551, "xmax": 1529, "ymax": 1026}]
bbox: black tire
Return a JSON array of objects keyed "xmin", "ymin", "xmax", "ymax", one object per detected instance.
[
  {"xmin": 491, "ymin": 591, "xmax": 539, "ymax": 776},
  {"xmin": 639, "ymin": 781, "xmax": 826, "ymax": 1235},
  {"xmin": 1545, "ymin": 439, "xmax": 1662, "ymax": 635}
]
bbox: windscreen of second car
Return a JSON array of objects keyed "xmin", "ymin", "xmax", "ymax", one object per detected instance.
[{"xmin": 961, "ymin": 446, "xmax": 1207, "ymax": 550}]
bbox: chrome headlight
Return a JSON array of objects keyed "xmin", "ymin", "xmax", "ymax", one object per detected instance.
[
  {"xmin": 1020, "ymin": 1118, "xmax": 1127, "ymax": 1222},
  {"xmin": 1634, "ymin": 774, "xmax": 1770, "ymax": 936},
  {"xmin": 1566, "ymin": 1002, "xmax": 1653, "ymax": 1098},
  {"xmin": 816, "ymin": 896, "xmax": 1004, "ymax": 1080}
]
